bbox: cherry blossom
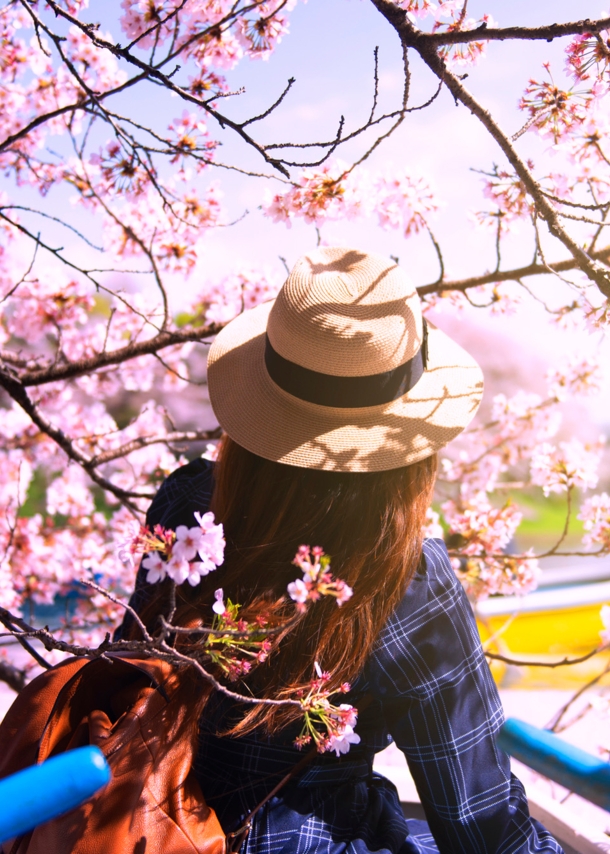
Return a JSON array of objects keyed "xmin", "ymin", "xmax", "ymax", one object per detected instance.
[
  {"xmin": 201, "ymin": 442, "xmax": 220, "ymax": 461},
  {"xmin": 490, "ymin": 391, "xmax": 561, "ymax": 463},
  {"xmin": 530, "ymin": 438, "xmax": 602, "ymax": 495},
  {"xmin": 193, "ymin": 268, "xmax": 281, "ymax": 325},
  {"xmin": 286, "ymin": 577, "xmax": 308, "ymax": 605},
  {"xmin": 442, "ymin": 492, "xmax": 523, "ymax": 557},
  {"xmin": 173, "ymin": 525, "xmax": 208, "ymax": 562},
  {"xmin": 459, "ymin": 551, "xmax": 541, "ymax": 600},
  {"xmin": 0, "ymin": 0, "xmax": 609, "ymax": 711},
  {"xmin": 374, "ymin": 170, "xmax": 438, "ymax": 237},
  {"xmin": 167, "ymin": 111, "xmax": 217, "ymax": 166},
  {"xmin": 435, "ymin": 13, "xmax": 498, "ymax": 68},
  {"xmin": 422, "ymin": 507, "xmax": 444, "ymax": 540},
  {"xmin": 125, "ymin": 510, "xmax": 226, "ymax": 587},
  {"xmin": 395, "ymin": 0, "xmax": 438, "ymax": 21},
  {"xmin": 193, "ymin": 511, "xmax": 226, "ymax": 568},
  {"xmin": 327, "ymin": 724, "xmax": 361, "ymax": 756},
  {"xmin": 520, "ymin": 63, "xmax": 590, "ymax": 143},
  {"xmin": 142, "ymin": 550, "xmax": 166, "ymax": 584},
  {"xmin": 119, "ymin": 0, "xmax": 186, "ymax": 50},
  {"xmin": 475, "ymin": 165, "xmax": 534, "ymax": 232},
  {"xmin": 236, "ymin": 3, "xmax": 291, "ymax": 59},
  {"xmin": 546, "ymin": 354, "xmax": 604, "ymax": 401},
  {"xmin": 566, "ymin": 27, "xmax": 610, "ymax": 83},
  {"xmin": 288, "ymin": 546, "xmax": 353, "ymax": 611},
  {"xmin": 578, "ymin": 493, "xmax": 610, "ymax": 550},
  {"xmin": 262, "ymin": 162, "xmax": 358, "ymax": 227},
  {"xmin": 212, "ymin": 587, "xmax": 225, "ymax": 615}
]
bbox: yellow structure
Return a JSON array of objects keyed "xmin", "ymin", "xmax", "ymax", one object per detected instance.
[{"xmin": 475, "ymin": 580, "xmax": 610, "ymax": 687}]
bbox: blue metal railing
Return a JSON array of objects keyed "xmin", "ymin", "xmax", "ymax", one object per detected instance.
[
  {"xmin": 498, "ymin": 717, "xmax": 610, "ymax": 812},
  {"xmin": 0, "ymin": 746, "xmax": 110, "ymax": 843}
]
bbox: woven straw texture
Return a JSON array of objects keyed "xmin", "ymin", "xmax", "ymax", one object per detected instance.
[{"xmin": 208, "ymin": 247, "xmax": 483, "ymax": 472}]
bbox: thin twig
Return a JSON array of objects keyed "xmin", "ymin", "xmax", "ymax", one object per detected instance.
[
  {"xmin": 546, "ymin": 661, "xmax": 610, "ymax": 732},
  {"xmin": 485, "ymin": 645, "xmax": 607, "ymax": 669}
]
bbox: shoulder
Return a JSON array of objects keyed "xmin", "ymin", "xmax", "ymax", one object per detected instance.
[
  {"xmin": 370, "ymin": 538, "xmax": 483, "ymax": 698},
  {"xmin": 146, "ymin": 457, "xmax": 215, "ymax": 530},
  {"xmin": 390, "ymin": 538, "xmax": 472, "ymax": 632}
]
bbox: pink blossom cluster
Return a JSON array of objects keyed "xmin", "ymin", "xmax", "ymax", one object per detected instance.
[
  {"xmin": 167, "ymin": 111, "xmax": 217, "ymax": 166},
  {"xmin": 442, "ymin": 492, "xmax": 523, "ymax": 557},
  {"xmin": 566, "ymin": 28, "xmax": 610, "ymax": 84},
  {"xmin": 287, "ymin": 546, "xmax": 353, "ymax": 612},
  {"xmin": 422, "ymin": 507, "xmax": 444, "ymax": 540},
  {"xmin": 530, "ymin": 438, "xmax": 602, "ymax": 496},
  {"xmin": 119, "ymin": 0, "xmax": 295, "ymax": 64},
  {"xmin": 489, "ymin": 391, "xmax": 562, "ymax": 464},
  {"xmin": 374, "ymin": 171, "xmax": 438, "ymax": 237},
  {"xmin": 440, "ymin": 390, "xmax": 561, "ymax": 501},
  {"xmin": 262, "ymin": 163, "xmax": 358, "ymax": 227},
  {"xmin": 440, "ymin": 490, "xmax": 541, "ymax": 600},
  {"xmin": 436, "ymin": 13, "xmax": 496, "ymax": 68},
  {"xmin": 578, "ymin": 493, "xmax": 610, "ymax": 550},
  {"xmin": 475, "ymin": 155, "xmax": 610, "ymax": 232},
  {"xmin": 262, "ymin": 162, "xmax": 437, "ymax": 235},
  {"xmin": 295, "ymin": 668, "xmax": 360, "ymax": 755},
  {"xmin": 393, "ymin": 2, "xmax": 496, "ymax": 67},
  {"xmin": 546, "ymin": 354, "xmax": 604, "ymax": 401},
  {"xmin": 458, "ymin": 552, "xmax": 541, "ymax": 601},
  {"xmin": 193, "ymin": 268, "xmax": 281, "ymax": 325},
  {"xmin": 516, "ymin": 42, "xmax": 610, "ymax": 158},
  {"xmin": 203, "ymin": 591, "xmax": 274, "ymax": 680},
  {"xmin": 0, "ymin": 10, "xmax": 126, "ymax": 177},
  {"xmin": 0, "ymin": 366, "xmax": 194, "ymax": 625},
  {"xmin": 0, "ymin": 506, "xmax": 131, "ymax": 616},
  {"xmin": 475, "ymin": 165, "xmax": 534, "ymax": 233},
  {"xmin": 235, "ymin": 1, "xmax": 292, "ymax": 60},
  {"xmin": 0, "ymin": 0, "xmax": 301, "ymax": 304},
  {"xmin": 433, "ymin": 381, "xmax": 607, "ymax": 597},
  {"xmin": 89, "ymin": 180, "xmax": 223, "ymax": 275},
  {"xmin": 520, "ymin": 63, "xmax": 591, "ymax": 144},
  {"xmin": 126, "ymin": 511, "xmax": 225, "ymax": 585}
]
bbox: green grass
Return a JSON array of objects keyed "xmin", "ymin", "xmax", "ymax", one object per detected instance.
[{"xmin": 510, "ymin": 490, "xmax": 585, "ymax": 550}]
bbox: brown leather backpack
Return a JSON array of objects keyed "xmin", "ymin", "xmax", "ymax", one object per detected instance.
[{"xmin": 0, "ymin": 654, "xmax": 226, "ymax": 854}]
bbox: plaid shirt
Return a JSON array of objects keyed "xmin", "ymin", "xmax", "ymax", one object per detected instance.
[{"xmin": 121, "ymin": 460, "xmax": 563, "ymax": 854}]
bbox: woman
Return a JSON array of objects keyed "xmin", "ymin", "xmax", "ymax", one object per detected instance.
[{"xmin": 122, "ymin": 247, "xmax": 562, "ymax": 853}]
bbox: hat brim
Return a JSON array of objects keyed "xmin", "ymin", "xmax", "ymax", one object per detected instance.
[{"xmin": 207, "ymin": 301, "xmax": 484, "ymax": 472}]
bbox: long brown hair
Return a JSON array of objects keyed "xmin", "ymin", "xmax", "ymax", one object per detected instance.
[{"xmin": 137, "ymin": 435, "xmax": 437, "ymax": 734}]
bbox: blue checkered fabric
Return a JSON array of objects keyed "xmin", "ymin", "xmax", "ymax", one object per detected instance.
[{"xmin": 120, "ymin": 460, "xmax": 563, "ymax": 854}]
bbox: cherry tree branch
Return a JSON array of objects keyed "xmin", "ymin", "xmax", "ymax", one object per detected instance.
[
  {"xmin": 421, "ymin": 17, "xmax": 610, "ymax": 47},
  {"xmin": 87, "ymin": 429, "xmax": 221, "ymax": 467},
  {"xmin": 546, "ymin": 660, "xmax": 610, "ymax": 732},
  {"xmin": 0, "ymin": 604, "xmax": 303, "ymax": 709},
  {"xmin": 22, "ymin": 0, "xmax": 411, "ymax": 176},
  {"xmin": 370, "ymin": 0, "xmax": 610, "ymax": 301},
  {"xmin": 0, "ymin": 659, "xmax": 27, "ymax": 693},
  {"xmin": 7, "ymin": 323, "xmax": 219, "ymax": 387},
  {"xmin": 485, "ymin": 645, "xmax": 607, "ymax": 669},
  {"xmin": 417, "ymin": 243, "xmax": 610, "ymax": 295},
  {"xmin": 0, "ymin": 368, "xmax": 152, "ymax": 511}
]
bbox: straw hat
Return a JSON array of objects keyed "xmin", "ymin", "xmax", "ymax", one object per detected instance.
[{"xmin": 207, "ymin": 247, "xmax": 483, "ymax": 472}]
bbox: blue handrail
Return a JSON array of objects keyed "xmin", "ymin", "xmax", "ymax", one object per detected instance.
[
  {"xmin": 0, "ymin": 746, "xmax": 111, "ymax": 843},
  {"xmin": 498, "ymin": 717, "xmax": 610, "ymax": 812}
]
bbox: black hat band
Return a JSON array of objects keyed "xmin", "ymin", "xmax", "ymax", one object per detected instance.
[{"xmin": 264, "ymin": 319, "xmax": 429, "ymax": 409}]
